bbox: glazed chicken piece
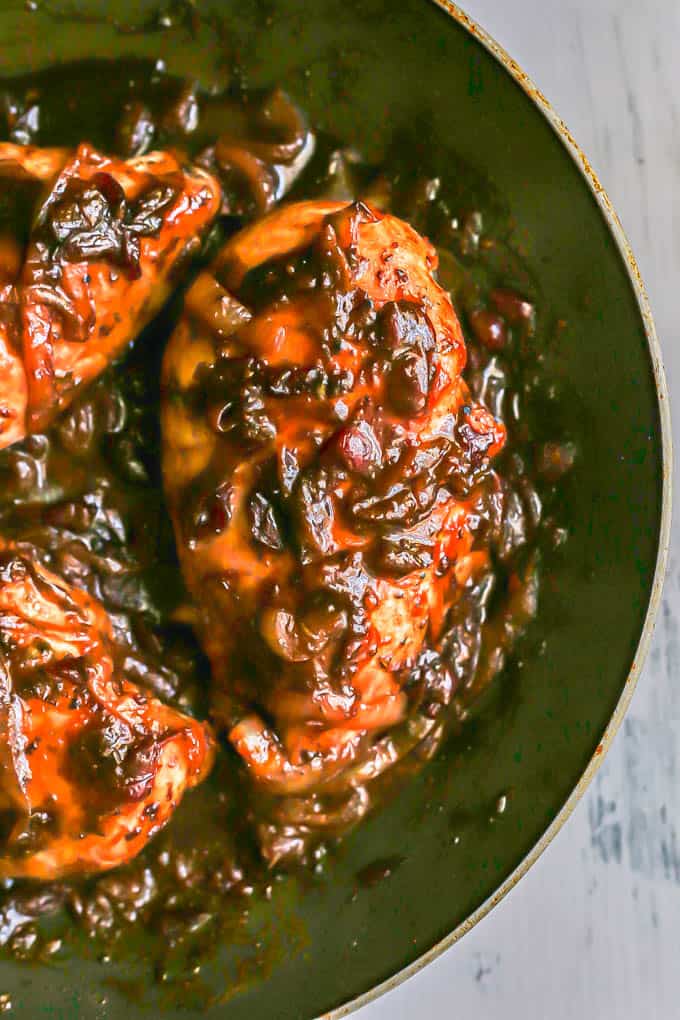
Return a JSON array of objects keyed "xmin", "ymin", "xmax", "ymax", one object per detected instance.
[
  {"xmin": 162, "ymin": 200, "xmax": 505, "ymax": 858},
  {"xmin": 0, "ymin": 543, "xmax": 214, "ymax": 880},
  {"xmin": 0, "ymin": 144, "xmax": 69, "ymax": 448},
  {"xmin": 0, "ymin": 140, "xmax": 221, "ymax": 448}
]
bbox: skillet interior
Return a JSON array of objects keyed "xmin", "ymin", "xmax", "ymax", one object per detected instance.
[{"xmin": 0, "ymin": 1, "xmax": 665, "ymax": 1017}]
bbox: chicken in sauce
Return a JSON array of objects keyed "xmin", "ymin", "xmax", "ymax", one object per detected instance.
[
  {"xmin": 0, "ymin": 141, "xmax": 221, "ymax": 448},
  {"xmin": 162, "ymin": 199, "xmax": 507, "ymax": 861},
  {"xmin": 0, "ymin": 542, "xmax": 214, "ymax": 880}
]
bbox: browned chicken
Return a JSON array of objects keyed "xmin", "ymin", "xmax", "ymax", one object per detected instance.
[
  {"xmin": 0, "ymin": 144, "xmax": 68, "ymax": 448},
  {"xmin": 162, "ymin": 199, "xmax": 506, "ymax": 861},
  {"xmin": 0, "ymin": 542, "xmax": 214, "ymax": 880},
  {"xmin": 0, "ymin": 141, "xmax": 221, "ymax": 448}
]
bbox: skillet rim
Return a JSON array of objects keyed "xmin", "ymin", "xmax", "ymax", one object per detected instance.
[{"xmin": 327, "ymin": 2, "xmax": 673, "ymax": 1016}]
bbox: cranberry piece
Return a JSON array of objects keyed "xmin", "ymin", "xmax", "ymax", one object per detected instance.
[
  {"xmin": 490, "ymin": 288, "xmax": 535, "ymax": 327},
  {"xmin": 386, "ymin": 349, "xmax": 431, "ymax": 416},
  {"xmin": 183, "ymin": 482, "xmax": 234, "ymax": 542},
  {"xmin": 336, "ymin": 419, "xmax": 382, "ymax": 475},
  {"xmin": 379, "ymin": 301, "xmax": 435, "ymax": 353},
  {"xmin": 468, "ymin": 308, "xmax": 507, "ymax": 351},
  {"xmin": 248, "ymin": 492, "xmax": 284, "ymax": 550}
]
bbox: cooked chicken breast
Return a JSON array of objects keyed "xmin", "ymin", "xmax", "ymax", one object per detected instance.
[
  {"xmin": 0, "ymin": 141, "xmax": 221, "ymax": 448},
  {"xmin": 0, "ymin": 543, "xmax": 214, "ymax": 880},
  {"xmin": 162, "ymin": 200, "xmax": 505, "ymax": 857}
]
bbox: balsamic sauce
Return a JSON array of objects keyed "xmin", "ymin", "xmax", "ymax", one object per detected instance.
[{"xmin": 0, "ymin": 58, "xmax": 573, "ymax": 997}]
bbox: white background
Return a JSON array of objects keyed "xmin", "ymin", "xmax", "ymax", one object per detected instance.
[{"xmin": 358, "ymin": 2, "xmax": 680, "ymax": 1017}]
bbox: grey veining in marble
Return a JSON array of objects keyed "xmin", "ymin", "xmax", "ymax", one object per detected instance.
[{"xmin": 358, "ymin": 1, "xmax": 680, "ymax": 1017}]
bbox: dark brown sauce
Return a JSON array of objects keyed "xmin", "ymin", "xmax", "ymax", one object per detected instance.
[
  {"xmin": 0, "ymin": 57, "xmax": 573, "ymax": 1000},
  {"xmin": 355, "ymin": 855, "xmax": 405, "ymax": 889}
]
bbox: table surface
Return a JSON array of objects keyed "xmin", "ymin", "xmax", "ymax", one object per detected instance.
[{"xmin": 357, "ymin": 1, "xmax": 680, "ymax": 1017}]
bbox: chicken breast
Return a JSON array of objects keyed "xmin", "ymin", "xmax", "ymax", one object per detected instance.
[
  {"xmin": 0, "ymin": 144, "xmax": 68, "ymax": 448},
  {"xmin": 161, "ymin": 200, "xmax": 505, "ymax": 858},
  {"xmin": 0, "ymin": 543, "xmax": 214, "ymax": 880},
  {"xmin": 0, "ymin": 141, "xmax": 221, "ymax": 448}
]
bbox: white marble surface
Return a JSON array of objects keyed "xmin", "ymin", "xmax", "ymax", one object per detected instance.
[{"xmin": 358, "ymin": 2, "xmax": 680, "ymax": 1017}]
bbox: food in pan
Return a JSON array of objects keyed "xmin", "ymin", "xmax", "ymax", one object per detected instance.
[
  {"xmin": 162, "ymin": 198, "xmax": 506, "ymax": 863},
  {"xmin": 0, "ymin": 58, "xmax": 570, "ymax": 980},
  {"xmin": 0, "ymin": 142, "xmax": 220, "ymax": 447},
  {"xmin": 0, "ymin": 543, "xmax": 214, "ymax": 880}
]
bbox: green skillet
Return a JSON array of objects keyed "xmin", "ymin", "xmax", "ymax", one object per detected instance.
[{"xmin": 0, "ymin": 0, "xmax": 670, "ymax": 1016}]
